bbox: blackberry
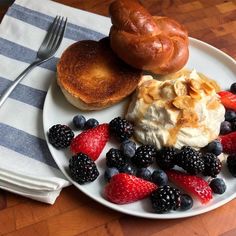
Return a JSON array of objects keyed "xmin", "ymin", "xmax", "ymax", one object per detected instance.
[
  {"xmin": 175, "ymin": 146, "xmax": 204, "ymax": 175},
  {"xmin": 156, "ymin": 147, "xmax": 179, "ymax": 170},
  {"xmin": 132, "ymin": 145, "xmax": 157, "ymax": 168},
  {"xmin": 227, "ymin": 154, "xmax": 236, "ymax": 177},
  {"xmin": 69, "ymin": 153, "xmax": 99, "ymax": 184},
  {"xmin": 109, "ymin": 117, "xmax": 134, "ymax": 141},
  {"xmin": 106, "ymin": 148, "xmax": 128, "ymax": 169},
  {"xmin": 48, "ymin": 124, "xmax": 74, "ymax": 149},
  {"xmin": 150, "ymin": 185, "xmax": 181, "ymax": 213},
  {"xmin": 202, "ymin": 153, "xmax": 222, "ymax": 177}
]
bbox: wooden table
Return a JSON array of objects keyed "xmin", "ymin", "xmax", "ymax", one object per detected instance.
[{"xmin": 0, "ymin": 0, "xmax": 236, "ymax": 235}]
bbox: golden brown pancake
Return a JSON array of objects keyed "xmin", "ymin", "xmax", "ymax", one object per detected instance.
[{"xmin": 57, "ymin": 37, "xmax": 142, "ymax": 110}]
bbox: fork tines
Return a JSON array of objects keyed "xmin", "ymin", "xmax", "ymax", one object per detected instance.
[{"xmin": 40, "ymin": 16, "xmax": 67, "ymax": 55}]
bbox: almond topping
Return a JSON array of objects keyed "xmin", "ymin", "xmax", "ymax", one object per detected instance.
[
  {"xmin": 201, "ymin": 81, "xmax": 214, "ymax": 95},
  {"xmin": 207, "ymin": 98, "xmax": 221, "ymax": 110},
  {"xmin": 178, "ymin": 110, "xmax": 199, "ymax": 127},
  {"xmin": 172, "ymin": 95, "xmax": 195, "ymax": 109},
  {"xmin": 189, "ymin": 79, "xmax": 201, "ymax": 90},
  {"xmin": 138, "ymin": 87, "xmax": 148, "ymax": 99},
  {"xmin": 189, "ymin": 87, "xmax": 201, "ymax": 100},
  {"xmin": 174, "ymin": 80, "xmax": 188, "ymax": 96},
  {"xmin": 148, "ymin": 86, "xmax": 160, "ymax": 100},
  {"xmin": 198, "ymin": 73, "xmax": 221, "ymax": 92},
  {"xmin": 160, "ymin": 82, "xmax": 175, "ymax": 100},
  {"xmin": 143, "ymin": 94, "xmax": 154, "ymax": 104}
]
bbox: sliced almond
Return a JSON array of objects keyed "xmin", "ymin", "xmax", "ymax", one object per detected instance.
[
  {"xmin": 198, "ymin": 73, "xmax": 221, "ymax": 92},
  {"xmin": 201, "ymin": 81, "xmax": 214, "ymax": 95},
  {"xmin": 144, "ymin": 79, "xmax": 156, "ymax": 87},
  {"xmin": 174, "ymin": 80, "xmax": 188, "ymax": 96},
  {"xmin": 172, "ymin": 95, "xmax": 195, "ymax": 109},
  {"xmin": 189, "ymin": 87, "xmax": 201, "ymax": 100},
  {"xmin": 148, "ymin": 86, "xmax": 160, "ymax": 100},
  {"xmin": 207, "ymin": 98, "xmax": 221, "ymax": 110},
  {"xmin": 160, "ymin": 82, "xmax": 175, "ymax": 100},
  {"xmin": 143, "ymin": 94, "xmax": 153, "ymax": 104},
  {"xmin": 189, "ymin": 79, "xmax": 201, "ymax": 90},
  {"xmin": 138, "ymin": 87, "xmax": 148, "ymax": 99},
  {"xmin": 178, "ymin": 109, "xmax": 199, "ymax": 127}
]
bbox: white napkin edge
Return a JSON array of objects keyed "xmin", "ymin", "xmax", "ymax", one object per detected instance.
[
  {"xmin": 0, "ymin": 167, "xmax": 70, "ymax": 191},
  {"xmin": 0, "ymin": 179, "xmax": 62, "ymax": 204}
]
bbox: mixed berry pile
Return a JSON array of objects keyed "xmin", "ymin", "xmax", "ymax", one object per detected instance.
[{"xmin": 48, "ymin": 82, "xmax": 236, "ymax": 214}]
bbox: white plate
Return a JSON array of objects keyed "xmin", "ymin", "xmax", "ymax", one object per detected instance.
[{"xmin": 43, "ymin": 38, "xmax": 236, "ymax": 219}]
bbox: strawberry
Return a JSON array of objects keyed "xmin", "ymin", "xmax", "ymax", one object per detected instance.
[
  {"xmin": 219, "ymin": 131, "xmax": 236, "ymax": 154},
  {"xmin": 166, "ymin": 170, "xmax": 212, "ymax": 204},
  {"xmin": 104, "ymin": 173, "xmax": 157, "ymax": 204},
  {"xmin": 70, "ymin": 123, "xmax": 109, "ymax": 161},
  {"xmin": 218, "ymin": 91, "xmax": 236, "ymax": 111}
]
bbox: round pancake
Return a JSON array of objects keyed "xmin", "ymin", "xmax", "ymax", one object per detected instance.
[{"xmin": 57, "ymin": 37, "xmax": 142, "ymax": 110}]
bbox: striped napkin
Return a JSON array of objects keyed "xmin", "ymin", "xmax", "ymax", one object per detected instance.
[{"xmin": 0, "ymin": 0, "xmax": 111, "ymax": 204}]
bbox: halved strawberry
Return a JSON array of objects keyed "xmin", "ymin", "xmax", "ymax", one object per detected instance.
[
  {"xmin": 219, "ymin": 131, "xmax": 236, "ymax": 154},
  {"xmin": 166, "ymin": 170, "xmax": 212, "ymax": 204},
  {"xmin": 70, "ymin": 123, "xmax": 109, "ymax": 161},
  {"xmin": 104, "ymin": 173, "xmax": 157, "ymax": 204},
  {"xmin": 218, "ymin": 91, "xmax": 236, "ymax": 111}
]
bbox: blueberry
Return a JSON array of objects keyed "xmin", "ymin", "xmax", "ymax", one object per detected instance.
[
  {"xmin": 120, "ymin": 139, "xmax": 136, "ymax": 158},
  {"xmin": 205, "ymin": 140, "xmax": 223, "ymax": 156},
  {"xmin": 179, "ymin": 194, "xmax": 193, "ymax": 211},
  {"xmin": 230, "ymin": 83, "xmax": 236, "ymax": 94},
  {"xmin": 119, "ymin": 164, "xmax": 136, "ymax": 175},
  {"xmin": 227, "ymin": 154, "xmax": 236, "ymax": 177},
  {"xmin": 85, "ymin": 118, "xmax": 99, "ymax": 129},
  {"xmin": 136, "ymin": 168, "xmax": 152, "ymax": 181},
  {"xmin": 104, "ymin": 167, "xmax": 119, "ymax": 182},
  {"xmin": 231, "ymin": 118, "xmax": 236, "ymax": 131},
  {"xmin": 73, "ymin": 115, "xmax": 86, "ymax": 129},
  {"xmin": 220, "ymin": 121, "xmax": 232, "ymax": 135},
  {"xmin": 209, "ymin": 178, "xmax": 226, "ymax": 194},
  {"xmin": 151, "ymin": 169, "xmax": 168, "ymax": 186},
  {"xmin": 225, "ymin": 110, "xmax": 236, "ymax": 121}
]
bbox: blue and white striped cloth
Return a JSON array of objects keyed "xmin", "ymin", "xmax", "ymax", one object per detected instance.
[{"xmin": 0, "ymin": 0, "xmax": 111, "ymax": 204}]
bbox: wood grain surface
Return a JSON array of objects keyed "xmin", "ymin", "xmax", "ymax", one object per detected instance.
[{"xmin": 0, "ymin": 0, "xmax": 236, "ymax": 236}]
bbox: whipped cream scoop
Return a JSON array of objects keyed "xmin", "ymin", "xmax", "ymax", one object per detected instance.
[{"xmin": 126, "ymin": 69, "xmax": 225, "ymax": 149}]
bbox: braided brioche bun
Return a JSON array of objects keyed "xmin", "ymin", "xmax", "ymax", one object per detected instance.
[{"xmin": 109, "ymin": 0, "xmax": 189, "ymax": 75}]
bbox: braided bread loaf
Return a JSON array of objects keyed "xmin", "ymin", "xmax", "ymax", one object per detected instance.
[{"xmin": 109, "ymin": 0, "xmax": 189, "ymax": 74}]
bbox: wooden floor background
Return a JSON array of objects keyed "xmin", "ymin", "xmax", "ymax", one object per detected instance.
[{"xmin": 0, "ymin": 0, "xmax": 236, "ymax": 235}]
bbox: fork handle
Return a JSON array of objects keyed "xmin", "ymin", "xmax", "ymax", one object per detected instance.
[{"xmin": 0, "ymin": 60, "xmax": 44, "ymax": 107}]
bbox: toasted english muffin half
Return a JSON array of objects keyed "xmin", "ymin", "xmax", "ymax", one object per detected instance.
[{"xmin": 57, "ymin": 37, "xmax": 142, "ymax": 110}]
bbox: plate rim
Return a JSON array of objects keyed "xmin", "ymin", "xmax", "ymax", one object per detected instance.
[
  {"xmin": 43, "ymin": 37, "xmax": 236, "ymax": 219},
  {"xmin": 189, "ymin": 37, "xmax": 236, "ymax": 65}
]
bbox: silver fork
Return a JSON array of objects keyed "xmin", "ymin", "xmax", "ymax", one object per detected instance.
[{"xmin": 0, "ymin": 16, "xmax": 67, "ymax": 107}]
